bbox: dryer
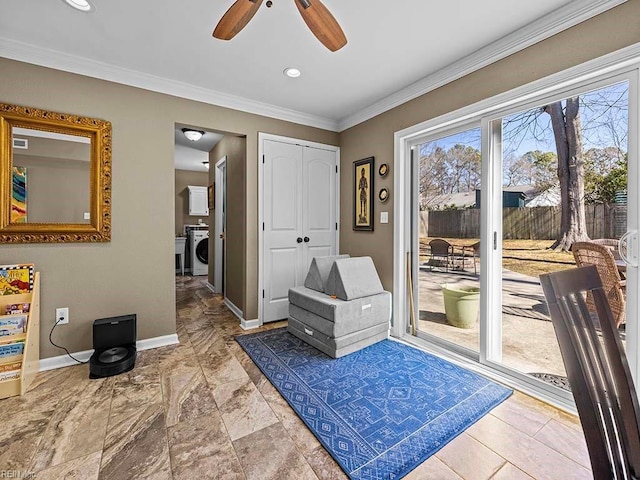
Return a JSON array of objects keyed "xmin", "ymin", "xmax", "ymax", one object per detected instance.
[{"xmin": 190, "ymin": 229, "xmax": 209, "ymax": 276}]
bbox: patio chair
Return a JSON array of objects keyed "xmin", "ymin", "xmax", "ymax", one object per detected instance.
[
  {"xmin": 572, "ymin": 241, "xmax": 626, "ymax": 328},
  {"xmin": 427, "ymin": 239, "xmax": 454, "ymax": 272},
  {"xmin": 540, "ymin": 265, "xmax": 640, "ymax": 479},
  {"xmin": 466, "ymin": 241, "xmax": 480, "ymax": 275},
  {"xmin": 590, "ymin": 238, "xmax": 621, "ymax": 260}
]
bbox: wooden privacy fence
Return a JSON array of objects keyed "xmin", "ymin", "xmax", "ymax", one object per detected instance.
[{"xmin": 421, "ymin": 204, "xmax": 627, "ymax": 240}]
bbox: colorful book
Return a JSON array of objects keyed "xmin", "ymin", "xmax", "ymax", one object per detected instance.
[
  {"xmin": 0, "ymin": 326, "xmax": 24, "ymax": 337},
  {"xmin": 0, "ymin": 314, "xmax": 27, "ymax": 333},
  {"xmin": 4, "ymin": 303, "xmax": 30, "ymax": 315},
  {"xmin": 0, "ymin": 264, "xmax": 34, "ymax": 295},
  {"xmin": 0, "ymin": 370, "xmax": 20, "ymax": 381},
  {"xmin": 0, "ymin": 362, "xmax": 21, "ymax": 374},
  {"xmin": 0, "ymin": 342, "xmax": 24, "ymax": 357}
]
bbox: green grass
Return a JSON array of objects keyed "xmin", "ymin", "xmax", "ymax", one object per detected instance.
[{"xmin": 421, "ymin": 238, "xmax": 575, "ymax": 278}]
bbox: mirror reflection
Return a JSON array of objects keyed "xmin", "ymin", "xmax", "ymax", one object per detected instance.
[
  {"xmin": 12, "ymin": 127, "xmax": 91, "ymax": 224},
  {"xmin": 0, "ymin": 102, "xmax": 111, "ymax": 243}
]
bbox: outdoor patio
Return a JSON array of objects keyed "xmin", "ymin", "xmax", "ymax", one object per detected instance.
[
  {"xmin": 416, "ymin": 236, "xmax": 629, "ymax": 392},
  {"xmin": 417, "ymin": 266, "xmax": 568, "ymax": 381}
]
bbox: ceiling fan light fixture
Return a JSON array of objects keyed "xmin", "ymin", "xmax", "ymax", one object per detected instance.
[
  {"xmin": 284, "ymin": 67, "xmax": 301, "ymax": 78},
  {"xmin": 62, "ymin": 0, "xmax": 93, "ymax": 12},
  {"xmin": 213, "ymin": 0, "xmax": 346, "ymax": 52},
  {"xmin": 182, "ymin": 128, "xmax": 205, "ymax": 142}
]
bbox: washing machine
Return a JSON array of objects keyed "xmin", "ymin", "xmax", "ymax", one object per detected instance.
[{"xmin": 190, "ymin": 230, "xmax": 209, "ymax": 276}]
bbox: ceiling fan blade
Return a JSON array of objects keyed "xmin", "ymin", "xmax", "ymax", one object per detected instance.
[
  {"xmin": 213, "ymin": 0, "xmax": 264, "ymax": 41},
  {"xmin": 294, "ymin": 0, "xmax": 347, "ymax": 52}
]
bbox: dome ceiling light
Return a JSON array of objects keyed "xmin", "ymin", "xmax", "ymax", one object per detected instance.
[
  {"xmin": 182, "ymin": 129, "xmax": 205, "ymax": 142},
  {"xmin": 62, "ymin": 0, "xmax": 94, "ymax": 12}
]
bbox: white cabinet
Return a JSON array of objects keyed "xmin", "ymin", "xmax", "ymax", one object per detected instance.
[{"xmin": 188, "ymin": 186, "xmax": 209, "ymax": 216}]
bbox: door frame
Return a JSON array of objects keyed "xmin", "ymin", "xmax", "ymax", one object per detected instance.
[
  {"xmin": 213, "ymin": 156, "xmax": 226, "ymax": 294},
  {"xmin": 257, "ymin": 132, "xmax": 340, "ymax": 327},
  {"xmin": 393, "ymin": 45, "xmax": 640, "ymax": 411}
]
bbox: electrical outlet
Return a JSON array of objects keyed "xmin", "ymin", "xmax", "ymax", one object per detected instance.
[{"xmin": 56, "ymin": 307, "xmax": 69, "ymax": 325}]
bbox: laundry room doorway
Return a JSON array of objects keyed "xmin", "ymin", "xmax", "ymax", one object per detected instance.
[{"xmin": 214, "ymin": 156, "xmax": 227, "ymax": 294}]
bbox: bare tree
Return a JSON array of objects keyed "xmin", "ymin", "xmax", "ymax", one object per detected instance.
[
  {"xmin": 419, "ymin": 143, "xmax": 480, "ymax": 209},
  {"xmin": 544, "ymin": 98, "xmax": 590, "ymax": 250},
  {"xmin": 503, "ymin": 82, "xmax": 628, "ymax": 251}
]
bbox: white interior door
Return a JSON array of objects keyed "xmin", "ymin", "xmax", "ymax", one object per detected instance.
[
  {"xmin": 262, "ymin": 139, "xmax": 337, "ymax": 322},
  {"xmin": 301, "ymin": 147, "xmax": 337, "ymax": 279},
  {"xmin": 264, "ymin": 141, "xmax": 304, "ymax": 322}
]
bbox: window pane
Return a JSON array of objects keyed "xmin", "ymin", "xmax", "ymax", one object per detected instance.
[
  {"xmin": 416, "ymin": 127, "xmax": 481, "ymax": 355},
  {"xmin": 499, "ymin": 81, "xmax": 629, "ymax": 387}
]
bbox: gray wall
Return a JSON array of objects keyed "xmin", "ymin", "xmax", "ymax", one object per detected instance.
[
  {"xmin": 338, "ymin": 1, "xmax": 640, "ymax": 292},
  {"xmin": 0, "ymin": 58, "xmax": 338, "ymax": 358},
  {"xmin": 209, "ymin": 135, "xmax": 246, "ymax": 313}
]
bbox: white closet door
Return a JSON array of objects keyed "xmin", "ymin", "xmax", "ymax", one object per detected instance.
[
  {"xmin": 263, "ymin": 140, "xmax": 337, "ymax": 323},
  {"xmin": 263, "ymin": 140, "xmax": 304, "ymax": 322},
  {"xmin": 301, "ymin": 146, "xmax": 337, "ymax": 280}
]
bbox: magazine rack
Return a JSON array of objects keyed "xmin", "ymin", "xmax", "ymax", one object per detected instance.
[{"xmin": 0, "ymin": 272, "xmax": 40, "ymax": 398}]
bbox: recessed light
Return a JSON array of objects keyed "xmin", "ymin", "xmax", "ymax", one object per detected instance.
[
  {"xmin": 284, "ymin": 67, "xmax": 301, "ymax": 79},
  {"xmin": 62, "ymin": 0, "xmax": 93, "ymax": 12}
]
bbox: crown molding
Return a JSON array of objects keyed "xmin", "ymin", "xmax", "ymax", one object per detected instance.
[
  {"xmin": 0, "ymin": 37, "xmax": 340, "ymax": 132},
  {"xmin": 337, "ymin": 0, "xmax": 627, "ymax": 131},
  {"xmin": 0, "ymin": 0, "xmax": 626, "ymax": 134}
]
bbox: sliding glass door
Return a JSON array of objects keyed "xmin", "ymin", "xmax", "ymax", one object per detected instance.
[
  {"xmin": 494, "ymin": 79, "xmax": 631, "ymax": 387},
  {"xmin": 414, "ymin": 126, "xmax": 481, "ymax": 356},
  {"xmin": 405, "ymin": 69, "xmax": 639, "ymax": 402}
]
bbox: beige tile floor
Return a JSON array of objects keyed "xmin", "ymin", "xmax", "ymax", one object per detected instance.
[{"xmin": 0, "ymin": 276, "xmax": 592, "ymax": 479}]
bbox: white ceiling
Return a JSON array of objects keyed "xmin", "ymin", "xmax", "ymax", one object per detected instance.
[{"xmin": 0, "ymin": 1, "xmax": 624, "ymax": 132}]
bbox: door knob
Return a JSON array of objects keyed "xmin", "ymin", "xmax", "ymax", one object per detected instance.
[
  {"xmin": 297, "ymin": 237, "xmax": 303, "ymax": 243},
  {"xmin": 304, "ymin": 237, "xmax": 310, "ymax": 243}
]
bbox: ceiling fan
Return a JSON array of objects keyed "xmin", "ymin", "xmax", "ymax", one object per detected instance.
[{"xmin": 213, "ymin": 0, "xmax": 347, "ymax": 52}]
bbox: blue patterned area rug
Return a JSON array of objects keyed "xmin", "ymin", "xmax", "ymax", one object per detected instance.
[{"xmin": 236, "ymin": 328, "xmax": 512, "ymax": 480}]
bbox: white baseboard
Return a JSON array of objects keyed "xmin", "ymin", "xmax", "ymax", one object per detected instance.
[
  {"xmin": 224, "ymin": 298, "xmax": 244, "ymax": 321},
  {"xmin": 39, "ymin": 348, "xmax": 94, "ymax": 371},
  {"xmin": 222, "ymin": 297, "xmax": 260, "ymax": 330},
  {"xmin": 241, "ymin": 318, "xmax": 261, "ymax": 330},
  {"xmin": 205, "ymin": 282, "xmax": 216, "ymax": 293},
  {"xmin": 38, "ymin": 333, "xmax": 180, "ymax": 372},
  {"xmin": 137, "ymin": 334, "xmax": 179, "ymax": 351}
]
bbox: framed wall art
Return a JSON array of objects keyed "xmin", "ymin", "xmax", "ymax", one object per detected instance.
[
  {"xmin": 353, "ymin": 157, "xmax": 374, "ymax": 231},
  {"xmin": 208, "ymin": 184, "xmax": 214, "ymax": 210}
]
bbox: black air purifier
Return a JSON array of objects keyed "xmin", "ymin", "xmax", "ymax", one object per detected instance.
[{"xmin": 89, "ymin": 314, "xmax": 137, "ymax": 379}]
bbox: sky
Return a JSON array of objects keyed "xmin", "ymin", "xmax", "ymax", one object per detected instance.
[{"xmin": 420, "ymin": 80, "xmax": 629, "ymax": 158}]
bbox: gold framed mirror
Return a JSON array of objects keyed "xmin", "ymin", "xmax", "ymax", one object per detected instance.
[{"xmin": 0, "ymin": 103, "xmax": 111, "ymax": 243}]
